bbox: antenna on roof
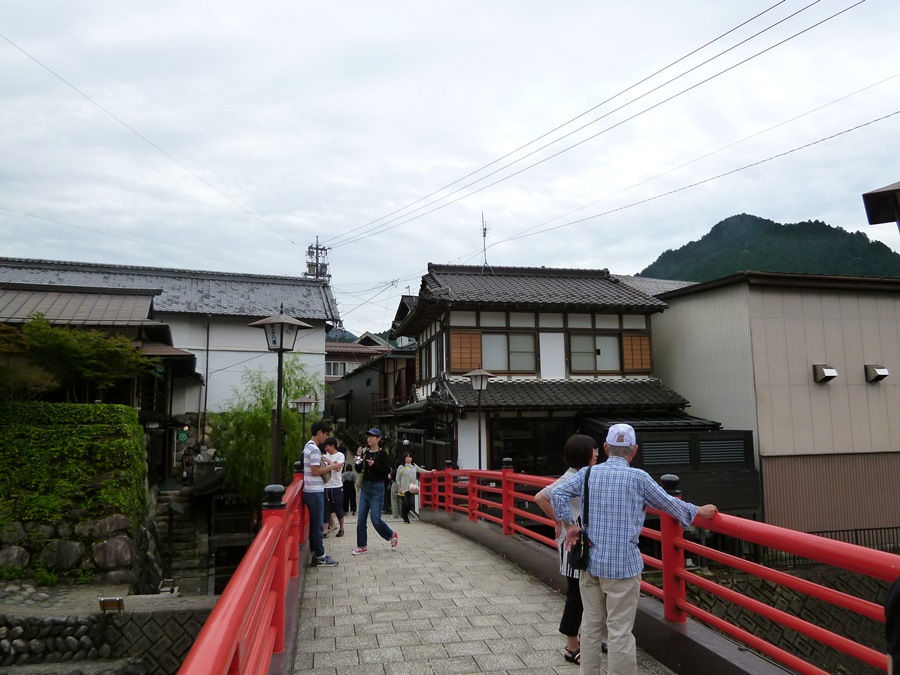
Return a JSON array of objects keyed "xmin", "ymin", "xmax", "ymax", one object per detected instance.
[
  {"xmin": 305, "ymin": 237, "xmax": 331, "ymax": 281},
  {"xmin": 480, "ymin": 213, "xmax": 493, "ymax": 276}
]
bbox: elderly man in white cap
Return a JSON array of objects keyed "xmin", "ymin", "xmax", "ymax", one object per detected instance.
[{"xmin": 551, "ymin": 423, "xmax": 717, "ymax": 675}]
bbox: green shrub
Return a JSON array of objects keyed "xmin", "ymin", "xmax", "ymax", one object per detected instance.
[
  {"xmin": 0, "ymin": 402, "xmax": 146, "ymax": 527},
  {"xmin": 32, "ymin": 561, "xmax": 58, "ymax": 587},
  {"xmin": 0, "ymin": 565, "xmax": 23, "ymax": 581}
]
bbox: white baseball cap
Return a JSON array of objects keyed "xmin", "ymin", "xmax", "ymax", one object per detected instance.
[{"xmin": 606, "ymin": 423, "xmax": 636, "ymax": 447}]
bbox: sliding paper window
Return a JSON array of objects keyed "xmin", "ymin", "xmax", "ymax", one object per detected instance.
[
  {"xmin": 482, "ymin": 333, "xmax": 536, "ymax": 372},
  {"xmin": 570, "ymin": 334, "xmax": 620, "ymax": 371}
]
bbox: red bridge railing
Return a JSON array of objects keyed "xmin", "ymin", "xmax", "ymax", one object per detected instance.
[
  {"xmin": 179, "ymin": 467, "xmax": 306, "ymax": 675},
  {"xmin": 179, "ymin": 464, "xmax": 898, "ymax": 674},
  {"xmin": 418, "ymin": 466, "xmax": 900, "ymax": 674}
]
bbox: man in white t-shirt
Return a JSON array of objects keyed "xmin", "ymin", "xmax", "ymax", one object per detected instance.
[
  {"xmin": 302, "ymin": 420, "xmax": 339, "ymax": 567},
  {"xmin": 321, "ymin": 437, "xmax": 346, "ymax": 538}
]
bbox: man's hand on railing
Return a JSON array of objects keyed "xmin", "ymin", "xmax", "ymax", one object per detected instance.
[{"xmin": 696, "ymin": 504, "xmax": 718, "ymax": 519}]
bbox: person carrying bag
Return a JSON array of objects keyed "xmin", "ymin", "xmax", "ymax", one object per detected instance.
[{"xmin": 395, "ymin": 449, "xmax": 434, "ymax": 524}]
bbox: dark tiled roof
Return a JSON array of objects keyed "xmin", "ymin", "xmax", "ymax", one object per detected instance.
[
  {"xmin": 422, "ymin": 264, "xmax": 667, "ymax": 310},
  {"xmin": 0, "ymin": 258, "xmax": 340, "ymax": 321},
  {"xmin": 444, "ymin": 378, "xmax": 688, "ymax": 411}
]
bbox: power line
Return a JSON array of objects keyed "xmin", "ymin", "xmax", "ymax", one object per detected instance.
[
  {"xmin": 328, "ymin": 0, "xmax": 865, "ymax": 250},
  {"xmin": 0, "ymin": 31, "xmax": 301, "ymax": 249},
  {"xmin": 322, "ymin": 0, "xmax": 824, "ymax": 249},
  {"xmin": 321, "ymin": 0, "xmax": 791, "ymax": 249},
  {"xmin": 0, "ymin": 206, "xmax": 262, "ymax": 271},
  {"xmin": 497, "ymin": 109, "xmax": 900, "ymax": 244},
  {"xmin": 503, "ymin": 71, "xmax": 900, "ymax": 243}
]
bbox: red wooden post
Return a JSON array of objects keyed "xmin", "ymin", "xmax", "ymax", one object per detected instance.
[
  {"xmin": 501, "ymin": 457, "xmax": 514, "ymax": 535},
  {"xmin": 288, "ymin": 462, "xmax": 303, "ymax": 577},
  {"xmin": 468, "ymin": 474, "xmax": 478, "ymax": 522},
  {"xmin": 660, "ymin": 512, "xmax": 687, "ymax": 623},
  {"xmin": 263, "ymin": 485, "xmax": 288, "ymax": 653},
  {"xmin": 443, "ymin": 462, "xmax": 453, "ymax": 512}
]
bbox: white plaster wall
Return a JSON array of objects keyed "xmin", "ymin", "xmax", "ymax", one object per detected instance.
[
  {"xmin": 160, "ymin": 313, "xmax": 327, "ymax": 413},
  {"xmin": 539, "ymin": 332, "xmax": 566, "ymax": 379},
  {"xmin": 456, "ymin": 414, "xmax": 484, "ymax": 470}
]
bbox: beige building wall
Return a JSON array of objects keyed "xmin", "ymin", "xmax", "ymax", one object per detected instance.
[
  {"xmin": 655, "ymin": 279, "xmax": 900, "ymax": 531},
  {"xmin": 749, "ymin": 287, "xmax": 900, "ymax": 457},
  {"xmin": 651, "ymin": 284, "xmax": 759, "ymax": 456}
]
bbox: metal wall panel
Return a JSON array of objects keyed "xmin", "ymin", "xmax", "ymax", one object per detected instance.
[{"xmin": 762, "ymin": 453, "xmax": 900, "ymax": 531}]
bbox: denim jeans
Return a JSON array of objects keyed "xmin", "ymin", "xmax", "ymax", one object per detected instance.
[
  {"xmin": 301, "ymin": 490, "xmax": 325, "ymax": 559},
  {"xmin": 357, "ymin": 481, "xmax": 394, "ymax": 547}
]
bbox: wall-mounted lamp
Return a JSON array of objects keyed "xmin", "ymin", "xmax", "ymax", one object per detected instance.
[
  {"xmin": 98, "ymin": 597, "xmax": 125, "ymax": 614},
  {"xmin": 865, "ymin": 365, "xmax": 890, "ymax": 382},
  {"xmin": 812, "ymin": 365, "xmax": 838, "ymax": 383}
]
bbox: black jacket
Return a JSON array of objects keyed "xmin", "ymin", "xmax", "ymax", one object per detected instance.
[{"xmin": 357, "ymin": 449, "xmax": 392, "ymax": 483}]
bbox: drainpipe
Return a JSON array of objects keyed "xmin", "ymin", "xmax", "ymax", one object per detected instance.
[{"xmin": 199, "ymin": 315, "xmax": 211, "ymax": 445}]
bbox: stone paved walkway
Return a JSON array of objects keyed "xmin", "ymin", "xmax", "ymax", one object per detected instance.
[{"xmin": 290, "ymin": 515, "xmax": 675, "ymax": 674}]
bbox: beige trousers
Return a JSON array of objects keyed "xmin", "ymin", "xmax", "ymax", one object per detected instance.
[{"xmin": 578, "ymin": 573, "xmax": 641, "ymax": 675}]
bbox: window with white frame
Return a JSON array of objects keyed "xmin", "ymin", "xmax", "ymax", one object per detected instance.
[{"xmin": 325, "ymin": 361, "xmax": 348, "ymax": 377}]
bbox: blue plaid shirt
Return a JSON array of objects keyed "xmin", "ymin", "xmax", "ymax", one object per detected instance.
[{"xmin": 550, "ymin": 456, "xmax": 698, "ymax": 579}]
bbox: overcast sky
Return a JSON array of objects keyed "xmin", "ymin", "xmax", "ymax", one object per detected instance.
[{"xmin": 1, "ymin": 1, "xmax": 898, "ymax": 335}]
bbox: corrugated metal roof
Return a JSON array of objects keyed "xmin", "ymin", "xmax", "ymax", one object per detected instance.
[
  {"xmin": 0, "ymin": 286, "xmax": 162, "ymax": 326},
  {"xmin": 0, "ymin": 258, "xmax": 340, "ymax": 321},
  {"xmin": 325, "ymin": 342, "xmax": 389, "ymax": 355},
  {"xmin": 612, "ymin": 275, "xmax": 696, "ymax": 297},
  {"xmin": 136, "ymin": 340, "xmax": 196, "ymax": 358}
]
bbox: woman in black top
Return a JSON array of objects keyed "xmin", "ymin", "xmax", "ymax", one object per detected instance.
[{"xmin": 352, "ymin": 428, "xmax": 398, "ymax": 555}]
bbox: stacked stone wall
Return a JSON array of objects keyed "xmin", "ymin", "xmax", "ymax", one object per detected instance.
[
  {"xmin": 666, "ymin": 566, "xmax": 890, "ymax": 675},
  {"xmin": 0, "ymin": 600, "xmax": 214, "ymax": 674},
  {"xmin": 0, "ymin": 512, "xmax": 161, "ymax": 594}
]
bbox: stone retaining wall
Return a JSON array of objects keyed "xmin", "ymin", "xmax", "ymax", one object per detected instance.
[
  {"xmin": 0, "ymin": 599, "xmax": 214, "ymax": 674},
  {"xmin": 660, "ymin": 566, "xmax": 890, "ymax": 675}
]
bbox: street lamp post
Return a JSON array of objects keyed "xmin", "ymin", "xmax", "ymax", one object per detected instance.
[
  {"xmin": 464, "ymin": 369, "xmax": 495, "ymax": 470},
  {"xmin": 292, "ymin": 396, "xmax": 315, "ymax": 442},
  {"xmin": 249, "ymin": 305, "xmax": 311, "ymax": 485}
]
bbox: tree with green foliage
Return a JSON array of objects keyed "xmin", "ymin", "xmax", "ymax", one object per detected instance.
[
  {"xmin": 0, "ymin": 324, "xmax": 58, "ymax": 401},
  {"xmin": 210, "ymin": 355, "xmax": 322, "ymax": 504},
  {"xmin": 640, "ymin": 214, "xmax": 900, "ymax": 282},
  {"xmin": 19, "ymin": 315, "xmax": 158, "ymax": 403}
]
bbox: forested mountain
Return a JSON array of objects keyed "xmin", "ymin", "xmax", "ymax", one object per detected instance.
[
  {"xmin": 325, "ymin": 326, "xmax": 357, "ymax": 342},
  {"xmin": 639, "ymin": 214, "xmax": 900, "ymax": 282}
]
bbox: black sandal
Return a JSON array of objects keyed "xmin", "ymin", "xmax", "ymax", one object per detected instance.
[{"xmin": 563, "ymin": 647, "xmax": 580, "ymax": 664}]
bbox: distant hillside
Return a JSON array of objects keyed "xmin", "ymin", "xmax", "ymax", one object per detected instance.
[
  {"xmin": 326, "ymin": 326, "xmax": 357, "ymax": 342},
  {"xmin": 639, "ymin": 214, "xmax": 900, "ymax": 282}
]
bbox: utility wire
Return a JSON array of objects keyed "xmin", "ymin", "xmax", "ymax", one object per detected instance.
[
  {"xmin": 329, "ymin": 0, "xmax": 865, "ymax": 250},
  {"xmin": 0, "ymin": 206, "xmax": 263, "ymax": 271},
  {"xmin": 0, "ymin": 31, "xmax": 301, "ymax": 249},
  {"xmin": 321, "ymin": 0, "xmax": 790, "ymax": 248},
  {"xmin": 505, "ymin": 71, "xmax": 900, "ymax": 242},
  {"xmin": 498, "ymin": 109, "xmax": 900, "ymax": 243},
  {"xmin": 322, "ymin": 0, "xmax": 815, "ymax": 249}
]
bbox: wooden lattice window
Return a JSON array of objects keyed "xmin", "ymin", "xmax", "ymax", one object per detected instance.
[
  {"xmin": 623, "ymin": 334, "xmax": 651, "ymax": 371},
  {"xmin": 450, "ymin": 331, "xmax": 481, "ymax": 372}
]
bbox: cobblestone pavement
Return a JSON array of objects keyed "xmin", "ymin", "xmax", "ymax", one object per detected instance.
[
  {"xmin": 0, "ymin": 583, "xmax": 63, "ymax": 610},
  {"xmin": 291, "ymin": 515, "xmax": 675, "ymax": 675}
]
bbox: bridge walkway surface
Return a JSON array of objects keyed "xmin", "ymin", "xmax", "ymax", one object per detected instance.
[{"xmin": 287, "ymin": 515, "xmax": 674, "ymax": 675}]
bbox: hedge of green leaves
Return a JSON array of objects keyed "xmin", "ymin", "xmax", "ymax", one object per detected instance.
[{"xmin": 0, "ymin": 402, "xmax": 146, "ymax": 526}]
